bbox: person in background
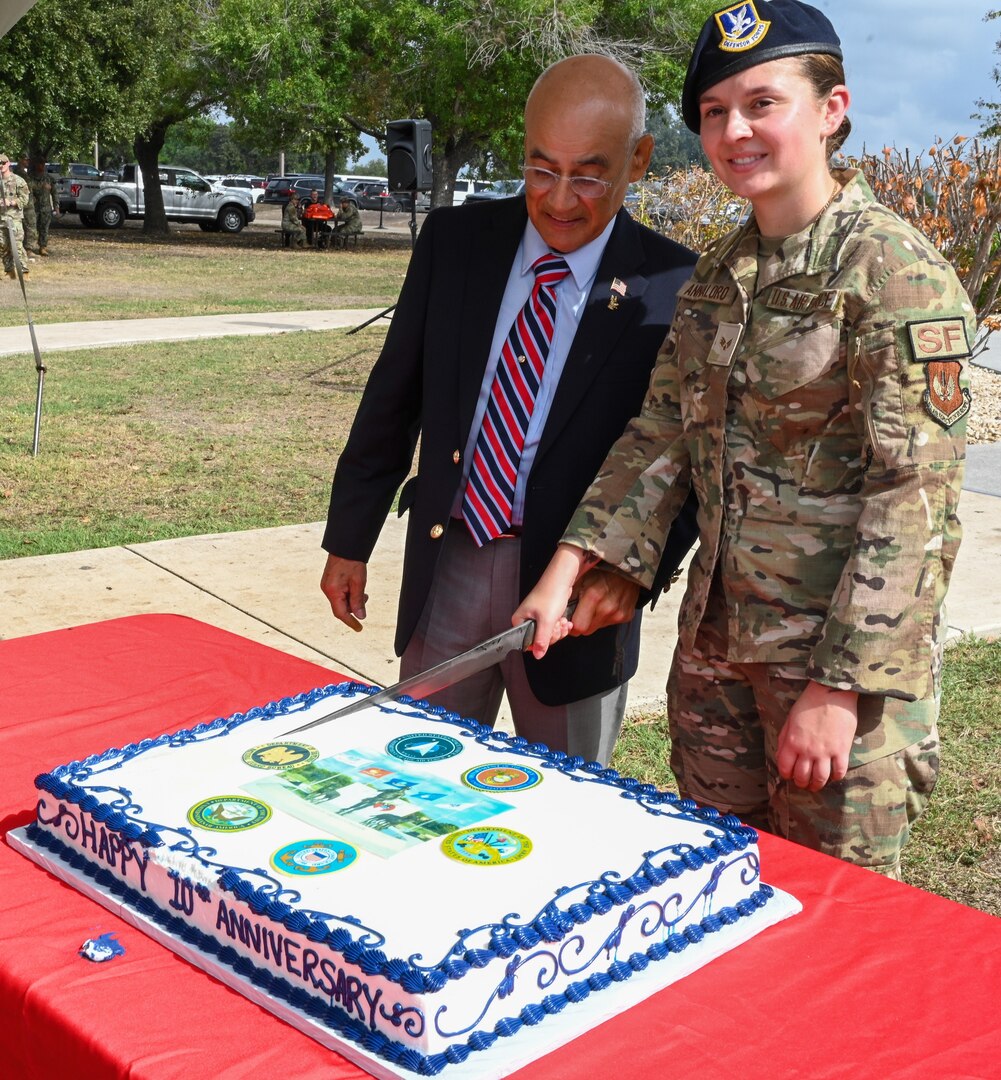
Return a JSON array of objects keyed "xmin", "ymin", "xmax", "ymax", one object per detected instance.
[
  {"xmin": 28, "ymin": 160, "xmax": 58, "ymax": 256},
  {"xmin": 0, "ymin": 153, "xmax": 30, "ymax": 279},
  {"xmin": 332, "ymin": 196, "xmax": 362, "ymax": 247},
  {"xmin": 11, "ymin": 153, "xmax": 37, "ymax": 257},
  {"xmin": 320, "ymin": 54, "xmax": 699, "ymax": 767},
  {"xmin": 281, "ymin": 191, "xmax": 306, "ymax": 248},
  {"xmin": 514, "ymin": 0, "xmax": 973, "ymax": 876}
]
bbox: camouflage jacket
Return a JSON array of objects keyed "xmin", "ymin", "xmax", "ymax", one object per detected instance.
[
  {"xmin": 336, "ymin": 202, "xmax": 362, "ymax": 235},
  {"xmin": 564, "ymin": 169, "xmax": 973, "ymax": 705},
  {"xmin": 27, "ymin": 173, "xmax": 56, "ymax": 211},
  {"xmin": 281, "ymin": 200, "xmax": 303, "ymax": 230},
  {"xmin": 0, "ymin": 171, "xmax": 29, "ymax": 218}
]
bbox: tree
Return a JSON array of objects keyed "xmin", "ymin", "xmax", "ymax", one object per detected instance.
[
  {"xmin": 0, "ymin": 0, "xmax": 162, "ymax": 163},
  {"xmin": 358, "ymin": 0, "xmax": 717, "ymax": 207},
  {"xmin": 859, "ymin": 137, "xmax": 1001, "ymax": 349},
  {"xmin": 976, "ymin": 8, "xmax": 1001, "ymax": 137},
  {"xmin": 211, "ymin": 0, "xmax": 371, "ymax": 199},
  {"xmin": 647, "ymin": 108, "xmax": 707, "ymax": 173}
]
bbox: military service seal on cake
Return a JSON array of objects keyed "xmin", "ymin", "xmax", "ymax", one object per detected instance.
[{"xmin": 13, "ymin": 682, "xmax": 800, "ymax": 1078}]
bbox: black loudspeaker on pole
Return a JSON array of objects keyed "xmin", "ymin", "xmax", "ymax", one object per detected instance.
[{"xmin": 386, "ymin": 119, "xmax": 433, "ymax": 193}]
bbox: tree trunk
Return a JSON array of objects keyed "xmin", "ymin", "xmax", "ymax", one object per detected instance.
[
  {"xmin": 323, "ymin": 149, "xmax": 338, "ymax": 205},
  {"xmin": 430, "ymin": 133, "xmax": 478, "ymax": 208},
  {"xmin": 135, "ymin": 123, "xmax": 170, "ymax": 236}
]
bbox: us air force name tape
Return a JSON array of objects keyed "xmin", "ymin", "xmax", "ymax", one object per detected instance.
[{"xmin": 681, "ymin": 0, "xmax": 842, "ymax": 133}]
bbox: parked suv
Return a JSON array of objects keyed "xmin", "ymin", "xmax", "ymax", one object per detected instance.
[
  {"xmin": 214, "ymin": 175, "xmax": 267, "ymax": 203},
  {"xmin": 261, "ymin": 175, "xmax": 325, "ymax": 204},
  {"xmin": 348, "ymin": 181, "xmax": 405, "ymax": 211},
  {"xmin": 262, "ymin": 176, "xmax": 360, "ymax": 208}
]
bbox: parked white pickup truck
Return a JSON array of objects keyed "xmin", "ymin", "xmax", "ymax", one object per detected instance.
[{"xmin": 64, "ymin": 163, "xmax": 255, "ymax": 232}]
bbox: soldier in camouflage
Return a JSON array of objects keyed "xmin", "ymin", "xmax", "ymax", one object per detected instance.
[
  {"xmin": 0, "ymin": 153, "xmax": 31, "ymax": 279},
  {"xmin": 11, "ymin": 154, "xmax": 38, "ymax": 256},
  {"xmin": 514, "ymin": 0, "xmax": 973, "ymax": 878},
  {"xmin": 28, "ymin": 160, "xmax": 58, "ymax": 255}
]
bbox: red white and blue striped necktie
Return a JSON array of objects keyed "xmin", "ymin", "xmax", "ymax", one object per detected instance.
[{"xmin": 461, "ymin": 252, "xmax": 571, "ymax": 546}]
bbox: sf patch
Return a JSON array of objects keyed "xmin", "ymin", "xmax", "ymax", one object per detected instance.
[
  {"xmin": 906, "ymin": 318, "xmax": 970, "ymax": 362},
  {"xmin": 906, "ymin": 318, "xmax": 972, "ymax": 429}
]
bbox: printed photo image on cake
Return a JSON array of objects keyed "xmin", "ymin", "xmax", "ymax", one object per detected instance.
[{"xmin": 242, "ymin": 748, "xmax": 513, "ymax": 858}]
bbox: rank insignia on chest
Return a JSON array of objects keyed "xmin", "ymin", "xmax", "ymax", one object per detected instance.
[{"xmin": 707, "ymin": 322, "xmax": 743, "ymax": 366}]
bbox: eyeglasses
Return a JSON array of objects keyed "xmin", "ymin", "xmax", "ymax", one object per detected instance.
[{"xmin": 521, "ymin": 165, "xmax": 615, "ymax": 199}]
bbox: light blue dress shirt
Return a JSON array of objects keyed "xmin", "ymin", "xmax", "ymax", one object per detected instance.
[{"xmin": 454, "ymin": 215, "xmax": 617, "ymax": 526}]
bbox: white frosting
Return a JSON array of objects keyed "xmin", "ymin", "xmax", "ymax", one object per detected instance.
[{"xmin": 33, "ymin": 687, "xmax": 777, "ymax": 1066}]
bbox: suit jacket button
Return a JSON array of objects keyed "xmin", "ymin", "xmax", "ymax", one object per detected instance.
[
  {"xmin": 452, "ymin": 450, "xmax": 460, "ymax": 464},
  {"xmin": 430, "ymin": 524, "xmax": 444, "ymax": 539}
]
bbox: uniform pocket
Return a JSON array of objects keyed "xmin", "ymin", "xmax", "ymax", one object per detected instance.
[{"xmin": 745, "ymin": 319, "xmax": 841, "ymax": 399}]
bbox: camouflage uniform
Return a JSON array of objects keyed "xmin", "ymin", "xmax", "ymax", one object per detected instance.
[
  {"xmin": 281, "ymin": 198, "xmax": 306, "ymax": 247},
  {"xmin": 11, "ymin": 160, "xmax": 38, "ymax": 254},
  {"xmin": 562, "ymin": 169, "xmax": 973, "ymax": 875},
  {"xmin": 27, "ymin": 169, "xmax": 57, "ymax": 252},
  {"xmin": 333, "ymin": 202, "xmax": 362, "ymax": 244},
  {"xmin": 1, "ymin": 168, "xmax": 30, "ymax": 276}
]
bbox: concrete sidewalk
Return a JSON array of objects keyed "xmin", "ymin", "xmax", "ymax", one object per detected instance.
[
  {"xmin": 0, "ymin": 309, "xmax": 391, "ymax": 356},
  {"xmin": 2, "ymin": 309, "xmax": 1000, "ymax": 722},
  {"xmin": 3, "ymin": 489, "xmax": 1000, "ymax": 720}
]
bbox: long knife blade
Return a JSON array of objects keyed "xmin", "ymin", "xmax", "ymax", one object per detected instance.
[{"xmin": 280, "ymin": 601, "xmax": 575, "ymax": 737}]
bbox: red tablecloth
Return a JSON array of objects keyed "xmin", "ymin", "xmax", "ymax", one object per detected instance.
[{"xmin": 2, "ymin": 615, "xmax": 999, "ymax": 1079}]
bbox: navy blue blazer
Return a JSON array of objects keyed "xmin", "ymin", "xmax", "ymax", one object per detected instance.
[{"xmin": 323, "ymin": 196, "xmax": 698, "ymax": 706}]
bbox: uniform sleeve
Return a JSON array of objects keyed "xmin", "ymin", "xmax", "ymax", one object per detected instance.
[
  {"xmin": 806, "ymin": 258, "xmax": 974, "ymax": 700},
  {"xmin": 560, "ymin": 325, "xmax": 692, "ymax": 588}
]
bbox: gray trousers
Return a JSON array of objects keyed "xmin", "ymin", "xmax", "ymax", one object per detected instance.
[{"xmin": 401, "ymin": 524, "xmax": 627, "ymax": 766}]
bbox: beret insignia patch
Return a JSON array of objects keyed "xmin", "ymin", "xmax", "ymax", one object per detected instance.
[{"xmin": 715, "ymin": 2, "xmax": 771, "ymax": 52}]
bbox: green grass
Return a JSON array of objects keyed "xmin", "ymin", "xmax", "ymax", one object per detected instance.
[
  {"xmin": 0, "ymin": 328, "xmax": 388, "ymax": 557},
  {"xmin": 613, "ymin": 637, "xmax": 1001, "ymax": 917},
  {"xmin": 0, "ymin": 215, "xmax": 414, "ymax": 325}
]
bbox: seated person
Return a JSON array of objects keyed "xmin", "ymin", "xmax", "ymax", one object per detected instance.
[
  {"xmin": 302, "ymin": 196, "xmax": 334, "ymax": 247},
  {"xmin": 281, "ymin": 192, "xmax": 306, "ymax": 248},
  {"xmin": 333, "ymin": 196, "xmax": 362, "ymax": 245}
]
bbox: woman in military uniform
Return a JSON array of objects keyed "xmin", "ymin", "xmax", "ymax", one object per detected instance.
[{"xmin": 515, "ymin": 0, "xmax": 974, "ymax": 878}]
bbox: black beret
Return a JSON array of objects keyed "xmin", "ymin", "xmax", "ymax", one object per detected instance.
[{"xmin": 681, "ymin": 1, "xmax": 842, "ymax": 133}]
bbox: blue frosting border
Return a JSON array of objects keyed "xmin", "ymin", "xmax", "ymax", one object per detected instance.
[
  {"xmin": 33, "ymin": 683, "xmax": 766, "ymax": 987},
  {"xmin": 27, "ymin": 823, "xmax": 774, "ymax": 1076}
]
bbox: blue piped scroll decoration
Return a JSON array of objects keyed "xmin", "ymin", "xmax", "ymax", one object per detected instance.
[{"xmin": 34, "ymin": 680, "xmax": 766, "ymax": 998}]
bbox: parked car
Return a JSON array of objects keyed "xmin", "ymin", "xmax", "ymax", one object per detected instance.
[
  {"xmin": 261, "ymin": 175, "xmax": 325, "ymax": 204},
  {"xmin": 66, "ymin": 163, "xmax": 255, "ymax": 231},
  {"xmin": 464, "ymin": 179, "xmax": 524, "ymax": 204},
  {"xmin": 347, "ymin": 181, "xmax": 406, "ymax": 211},
  {"xmin": 214, "ymin": 175, "xmax": 268, "ymax": 203},
  {"xmin": 262, "ymin": 176, "xmax": 360, "ymax": 208},
  {"xmin": 448, "ymin": 179, "xmax": 496, "ymax": 206}
]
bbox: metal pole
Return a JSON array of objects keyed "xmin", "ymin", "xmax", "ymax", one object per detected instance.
[{"xmin": 4, "ymin": 217, "xmax": 47, "ymax": 455}]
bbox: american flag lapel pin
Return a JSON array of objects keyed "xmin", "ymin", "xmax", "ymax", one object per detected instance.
[{"xmin": 608, "ymin": 277, "xmax": 627, "ymax": 310}]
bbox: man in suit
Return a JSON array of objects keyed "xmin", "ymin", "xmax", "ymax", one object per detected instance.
[{"xmin": 320, "ymin": 54, "xmax": 697, "ymax": 765}]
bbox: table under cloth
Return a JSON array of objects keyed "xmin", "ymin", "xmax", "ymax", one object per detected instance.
[{"xmin": 2, "ymin": 614, "xmax": 999, "ymax": 1079}]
